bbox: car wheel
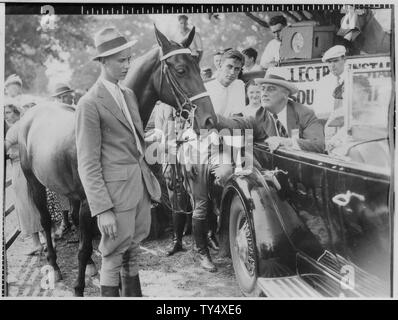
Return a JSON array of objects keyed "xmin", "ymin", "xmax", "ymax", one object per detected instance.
[{"xmin": 229, "ymin": 194, "xmax": 261, "ymax": 296}]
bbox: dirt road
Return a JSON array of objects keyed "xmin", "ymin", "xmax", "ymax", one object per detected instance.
[{"xmin": 6, "ymin": 227, "xmax": 242, "ymax": 297}]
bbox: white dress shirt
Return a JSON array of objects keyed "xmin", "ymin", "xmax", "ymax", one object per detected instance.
[
  {"xmin": 260, "ymin": 39, "xmax": 281, "ymax": 68},
  {"xmin": 101, "ymin": 77, "xmax": 143, "ymax": 154},
  {"xmin": 204, "ymin": 78, "xmax": 245, "ymax": 117}
]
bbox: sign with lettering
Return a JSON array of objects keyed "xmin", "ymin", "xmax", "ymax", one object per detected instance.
[{"xmin": 279, "ymin": 55, "xmax": 391, "ymax": 118}]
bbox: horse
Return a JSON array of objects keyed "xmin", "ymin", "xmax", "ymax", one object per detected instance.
[{"xmin": 18, "ymin": 26, "xmax": 216, "ymax": 297}]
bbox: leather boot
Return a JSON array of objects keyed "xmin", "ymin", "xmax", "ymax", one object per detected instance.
[
  {"xmin": 167, "ymin": 212, "xmax": 186, "ymax": 256},
  {"xmin": 207, "ymin": 230, "xmax": 220, "ymax": 251},
  {"xmin": 192, "ymin": 218, "xmax": 217, "ymax": 272},
  {"xmin": 183, "ymin": 214, "xmax": 192, "ymax": 236},
  {"xmin": 100, "ymin": 285, "xmax": 120, "ymax": 297},
  {"xmin": 121, "ymin": 274, "xmax": 142, "ymax": 297},
  {"xmin": 207, "ymin": 210, "xmax": 219, "ymax": 251}
]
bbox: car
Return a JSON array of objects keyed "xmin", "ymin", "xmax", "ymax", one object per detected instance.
[{"xmin": 217, "ymin": 59, "xmax": 393, "ymax": 298}]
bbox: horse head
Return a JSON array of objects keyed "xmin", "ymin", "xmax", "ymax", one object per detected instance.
[{"xmin": 152, "ymin": 26, "xmax": 217, "ymax": 132}]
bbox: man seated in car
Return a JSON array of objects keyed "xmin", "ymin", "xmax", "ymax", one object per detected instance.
[
  {"xmin": 217, "ymin": 68, "xmax": 325, "ymax": 154},
  {"xmin": 325, "ymin": 75, "xmax": 374, "ymax": 153}
]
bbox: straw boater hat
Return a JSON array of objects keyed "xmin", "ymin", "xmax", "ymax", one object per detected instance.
[
  {"xmin": 92, "ymin": 27, "xmax": 137, "ymax": 61},
  {"xmin": 254, "ymin": 68, "xmax": 298, "ymax": 95},
  {"xmin": 322, "ymin": 45, "xmax": 346, "ymax": 63},
  {"xmin": 5, "ymin": 74, "xmax": 22, "ymax": 87},
  {"xmin": 51, "ymin": 83, "xmax": 74, "ymax": 97}
]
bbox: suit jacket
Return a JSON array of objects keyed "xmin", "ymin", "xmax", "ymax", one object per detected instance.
[
  {"xmin": 217, "ymin": 100, "xmax": 325, "ymax": 153},
  {"xmin": 75, "ymin": 80, "xmax": 161, "ymax": 217}
]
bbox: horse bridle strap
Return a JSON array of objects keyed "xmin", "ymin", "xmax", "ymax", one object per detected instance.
[
  {"xmin": 189, "ymin": 91, "xmax": 210, "ymax": 102},
  {"xmin": 160, "ymin": 48, "xmax": 192, "ymax": 61},
  {"xmin": 159, "ymin": 47, "xmax": 209, "ymax": 117}
]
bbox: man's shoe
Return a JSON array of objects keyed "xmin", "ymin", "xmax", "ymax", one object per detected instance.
[
  {"xmin": 100, "ymin": 285, "xmax": 120, "ymax": 297},
  {"xmin": 121, "ymin": 275, "xmax": 142, "ymax": 297},
  {"xmin": 196, "ymin": 251, "xmax": 217, "ymax": 272},
  {"xmin": 167, "ymin": 240, "xmax": 185, "ymax": 256},
  {"xmin": 207, "ymin": 233, "xmax": 219, "ymax": 251}
]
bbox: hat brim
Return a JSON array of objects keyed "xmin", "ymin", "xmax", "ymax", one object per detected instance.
[
  {"xmin": 254, "ymin": 78, "xmax": 298, "ymax": 95},
  {"xmin": 92, "ymin": 40, "xmax": 137, "ymax": 61},
  {"xmin": 5, "ymin": 80, "xmax": 22, "ymax": 87},
  {"xmin": 51, "ymin": 89, "xmax": 73, "ymax": 97}
]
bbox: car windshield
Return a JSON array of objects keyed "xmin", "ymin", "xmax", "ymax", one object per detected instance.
[
  {"xmin": 348, "ymin": 68, "xmax": 391, "ymax": 140},
  {"xmin": 326, "ymin": 64, "xmax": 392, "ymax": 169}
]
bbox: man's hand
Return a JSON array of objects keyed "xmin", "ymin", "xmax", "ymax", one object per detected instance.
[
  {"xmin": 97, "ymin": 210, "xmax": 117, "ymax": 240},
  {"xmin": 265, "ymin": 136, "xmax": 293, "ymax": 152},
  {"xmin": 212, "ymin": 164, "xmax": 233, "ymax": 186}
]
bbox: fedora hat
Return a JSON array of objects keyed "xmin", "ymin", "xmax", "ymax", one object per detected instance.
[
  {"xmin": 254, "ymin": 67, "xmax": 298, "ymax": 95},
  {"xmin": 51, "ymin": 83, "xmax": 73, "ymax": 97},
  {"xmin": 92, "ymin": 27, "xmax": 137, "ymax": 61}
]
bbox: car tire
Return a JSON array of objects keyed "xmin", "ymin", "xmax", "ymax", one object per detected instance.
[{"xmin": 229, "ymin": 194, "xmax": 262, "ymax": 297}]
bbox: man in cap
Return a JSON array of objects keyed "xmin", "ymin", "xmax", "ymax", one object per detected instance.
[
  {"xmin": 75, "ymin": 27, "xmax": 161, "ymax": 297},
  {"xmin": 51, "ymin": 83, "xmax": 75, "ymax": 106},
  {"xmin": 173, "ymin": 15, "xmax": 203, "ymax": 63},
  {"xmin": 315, "ymin": 45, "xmax": 347, "ymax": 120},
  {"xmin": 217, "ymin": 68, "xmax": 325, "ymax": 153},
  {"xmin": 5, "ymin": 74, "xmax": 23, "ymax": 98},
  {"xmin": 4, "ymin": 74, "xmax": 40, "ymax": 111}
]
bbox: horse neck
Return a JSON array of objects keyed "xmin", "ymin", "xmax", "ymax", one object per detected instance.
[{"xmin": 126, "ymin": 47, "xmax": 161, "ymax": 127}]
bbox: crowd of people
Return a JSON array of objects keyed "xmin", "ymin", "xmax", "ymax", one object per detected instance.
[
  {"xmin": 4, "ymin": 13, "xmax": 355, "ymax": 297},
  {"xmin": 4, "ymin": 77, "xmax": 83, "ymax": 254}
]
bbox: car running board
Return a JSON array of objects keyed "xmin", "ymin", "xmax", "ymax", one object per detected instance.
[{"xmin": 257, "ymin": 275, "xmax": 323, "ymax": 298}]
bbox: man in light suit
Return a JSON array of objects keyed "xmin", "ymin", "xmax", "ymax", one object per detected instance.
[
  {"xmin": 75, "ymin": 27, "xmax": 161, "ymax": 297},
  {"xmin": 217, "ymin": 68, "xmax": 325, "ymax": 153}
]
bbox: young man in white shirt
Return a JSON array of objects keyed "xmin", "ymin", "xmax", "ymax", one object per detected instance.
[
  {"xmin": 205, "ymin": 49, "xmax": 246, "ymax": 117},
  {"xmin": 260, "ymin": 15, "xmax": 287, "ymax": 69}
]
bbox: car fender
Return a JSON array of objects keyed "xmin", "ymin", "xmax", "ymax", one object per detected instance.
[{"xmin": 219, "ymin": 167, "xmax": 318, "ymax": 278}]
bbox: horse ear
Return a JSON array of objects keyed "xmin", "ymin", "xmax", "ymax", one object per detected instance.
[
  {"xmin": 154, "ymin": 25, "xmax": 172, "ymax": 52},
  {"xmin": 181, "ymin": 27, "xmax": 195, "ymax": 48}
]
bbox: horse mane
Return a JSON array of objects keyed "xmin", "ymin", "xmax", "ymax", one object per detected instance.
[{"xmin": 124, "ymin": 47, "xmax": 160, "ymax": 91}]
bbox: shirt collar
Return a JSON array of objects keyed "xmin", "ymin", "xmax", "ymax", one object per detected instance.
[{"xmin": 101, "ymin": 76, "xmax": 120, "ymax": 90}]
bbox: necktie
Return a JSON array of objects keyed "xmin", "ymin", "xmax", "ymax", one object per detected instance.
[
  {"xmin": 273, "ymin": 113, "xmax": 288, "ymax": 138},
  {"xmin": 115, "ymin": 84, "xmax": 143, "ymax": 155},
  {"xmin": 333, "ymin": 78, "xmax": 344, "ymax": 110}
]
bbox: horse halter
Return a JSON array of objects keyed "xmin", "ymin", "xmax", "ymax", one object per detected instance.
[{"xmin": 159, "ymin": 48, "xmax": 210, "ymax": 125}]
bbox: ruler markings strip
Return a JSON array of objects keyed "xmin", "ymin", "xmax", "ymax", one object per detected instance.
[{"xmin": 77, "ymin": 4, "xmax": 385, "ymax": 15}]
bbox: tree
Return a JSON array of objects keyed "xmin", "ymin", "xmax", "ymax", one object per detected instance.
[
  {"xmin": 69, "ymin": 14, "xmax": 159, "ymax": 91},
  {"xmin": 5, "ymin": 15, "xmax": 93, "ymax": 91}
]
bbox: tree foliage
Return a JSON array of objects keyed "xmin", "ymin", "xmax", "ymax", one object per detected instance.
[
  {"xmin": 5, "ymin": 9, "xmax": 390, "ymax": 94},
  {"xmin": 5, "ymin": 15, "xmax": 93, "ymax": 91}
]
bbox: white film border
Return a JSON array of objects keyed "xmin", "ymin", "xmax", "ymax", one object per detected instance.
[{"xmin": 0, "ymin": 1, "xmax": 396, "ymax": 300}]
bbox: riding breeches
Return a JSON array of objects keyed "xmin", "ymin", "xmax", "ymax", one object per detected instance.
[
  {"xmin": 98, "ymin": 189, "xmax": 151, "ymax": 287},
  {"xmin": 185, "ymin": 151, "xmax": 233, "ymax": 221}
]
